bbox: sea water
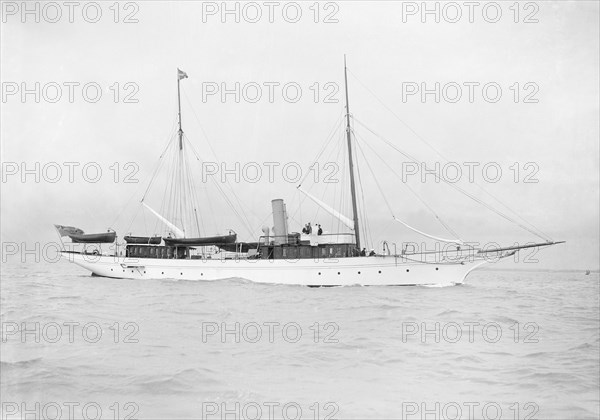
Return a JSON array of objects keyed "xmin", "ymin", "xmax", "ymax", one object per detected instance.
[{"xmin": 1, "ymin": 261, "xmax": 598, "ymax": 419}]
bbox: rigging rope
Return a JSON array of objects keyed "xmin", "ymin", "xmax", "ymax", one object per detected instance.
[
  {"xmin": 351, "ymin": 123, "xmax": 373, "ymax": 250},
  {"xmin": 298, "ymin": 109, "xmax": 345, "ymax": 188},
  {"xmin": 353, "ymin": 117, "xmax": 552, "ymax": 242},
  {"xmin": 354, "ymin": 129, "xmax": 463, "ymax": 244},
  {"xmin": 347, "ymin": 68, "xmax": 552, "ymax": 242},
  {"xmin": 183, "ymin": 91, "xmax": 259, "ymax": 234},
  {"xmin": 290, "ymin": 115, "xmax": 346, "ymax": 226},
  {"xmin": 185, "ymin": 138, "xmax": 255, "ymax": 238},
  {"xmin": 354, "ymin": 128, "xmax": 462, "ymax": 240}
]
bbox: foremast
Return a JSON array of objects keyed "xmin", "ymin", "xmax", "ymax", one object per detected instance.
[
  {"xmin": 177, "ymin": 68, "xmax": 187, "ymax": 150},
  {"xmin": 344, "ymin": 55, "xmax": 361, "ymax": 251}
]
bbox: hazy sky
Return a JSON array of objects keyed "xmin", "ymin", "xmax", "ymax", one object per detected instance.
[{"xmin": 1, "ymin": 1, "xmax": 598, "ymax": 270}]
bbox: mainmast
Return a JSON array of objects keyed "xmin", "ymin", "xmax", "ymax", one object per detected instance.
[{"xmin": 344, "ymin": 55, "xmax": 361, "ymax": 251}]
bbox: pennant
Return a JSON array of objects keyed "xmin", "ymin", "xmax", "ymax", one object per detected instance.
[{"xmin": 178, "ymin": 68, "xmax": 188, "ymax": 80}]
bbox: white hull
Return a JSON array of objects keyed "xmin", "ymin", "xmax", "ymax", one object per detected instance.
[{"xmin": 61, "ymin": 252, "xmax": 487, "ymax": 287}]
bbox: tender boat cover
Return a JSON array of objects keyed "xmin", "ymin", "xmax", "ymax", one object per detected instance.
[
  {"xmin": 163, "ymin": 234, "xmax": 237, "ymax": 247},
  {"xmin": 68, "ymin": 231, "xmax": 117, "ymax": 243},
  {"xmin": 124, "ymin": 236, "xmax": 162, "ymax": 245}
]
